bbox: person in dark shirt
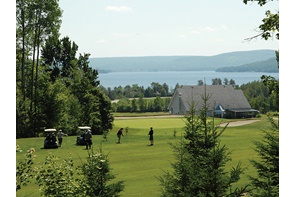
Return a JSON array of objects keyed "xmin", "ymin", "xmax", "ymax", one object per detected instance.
[
  {"xmin": 117, "ymin": 128, "xmax": 124, "ymax": 144},
  {"xmin": 148, "ymin": 127, "xmax": 154, "ymax": 146},
  {"xmin": 84, "ymin": 129, "xmax": 92, "ymax": 149}
]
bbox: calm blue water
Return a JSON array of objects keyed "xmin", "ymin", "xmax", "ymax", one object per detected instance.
[{"xmin": 98, "ymin": 71, "xmax": 279, "ymax": 89}]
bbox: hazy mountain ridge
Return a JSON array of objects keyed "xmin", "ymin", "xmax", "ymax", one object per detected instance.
[
  {"xmin": 216, "ymin": 57, "xmax": 278, "ymax": 73},
  {"xmin": 89, "ymin": 50, "xmax": 276, "ymax": 72}
]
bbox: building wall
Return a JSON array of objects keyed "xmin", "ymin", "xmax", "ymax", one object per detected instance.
[{"xmin": 168, "ymin": 93, "xmax": 180, "ymax": 114}]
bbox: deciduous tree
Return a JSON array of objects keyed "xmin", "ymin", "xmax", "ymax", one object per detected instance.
[{"xmin": 243, "ymin": 0, "xmax": 279, "ymax": 40}]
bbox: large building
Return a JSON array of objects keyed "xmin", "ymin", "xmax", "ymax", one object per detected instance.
[{"xmin": 168, "ymin": 85, "xmax": 259, "ymax": 118}]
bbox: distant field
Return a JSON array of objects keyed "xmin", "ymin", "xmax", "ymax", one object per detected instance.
[
  {"xmin": 16, "ymin": 116, "xmax": 271, "ymax": 197},
  {"xmin": 112, "ymin": 112, "xmax": 171, "ymax": 117}
]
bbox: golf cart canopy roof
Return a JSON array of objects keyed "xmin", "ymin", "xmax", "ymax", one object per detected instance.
[
  {"xmin": 44, "ymin": 128, "xmax": 57, "ymax": 132},
  {"xmin": 78, "ymin": 126, "xmax": 91, "ymax": 130}
]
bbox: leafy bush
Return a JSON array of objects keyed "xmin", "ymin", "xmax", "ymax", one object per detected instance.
[
  {"xmin": 18, "ymin": 146, "xmax": 124, "ymax": 197},
  {"xmin": 16, "ymin": 148, "xmax": 36, "ymax": 191},
  {"xmin": 77, "ymin": 148, "xmax": 124, "ymax": 196}
]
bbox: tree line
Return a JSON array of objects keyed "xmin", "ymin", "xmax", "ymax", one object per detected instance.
[
  {"xmin": 102, "ymin": 77, "xmax": 279, "ymax": 114},
  {"xmin": 16, "ymin": 0, "xmax": 113, "ymax": 137},
  {"xmin": 240, "ymin": 80, "xmax": 279, "ymax": 113},
  {"xmin": 101, "ymin": 78, "xmax": 236, "ymax": 101}
]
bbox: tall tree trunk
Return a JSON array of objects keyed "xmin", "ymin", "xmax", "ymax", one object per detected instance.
[
  {"xmin": 34, "ymin": 26, "xmax": 41, "ymax": 135},
  {"xmin": 30, "ymin": 38, "xmax": 36, "ymax": 114},
  {"xmin": 21, "ymin": 2, "xmax": 25, "ymax": 101},
  {"xmin": 30, "ymin": 12, "xmax": 39, "ymax": 118}
]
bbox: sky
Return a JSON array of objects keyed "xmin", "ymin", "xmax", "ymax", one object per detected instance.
[{"xmin": 59, "ymin": 0, "xmax": 279, "ymax": 58}]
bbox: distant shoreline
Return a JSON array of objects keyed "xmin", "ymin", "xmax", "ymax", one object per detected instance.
[{"xmin": 98, "ymin": 71, "xmax": 279, "ymax": 89}]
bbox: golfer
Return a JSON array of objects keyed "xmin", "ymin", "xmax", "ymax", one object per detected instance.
[
  {"xmin": 148, "ymin": 127, "xmax": 154, "ymax": 146},
  {"xmin": 58, "ymin": 129, "xmax": 67, "ymax": 147},
  {"xmin": 117, "ymin": 128, "xmax": 124, "ymax": 143}
]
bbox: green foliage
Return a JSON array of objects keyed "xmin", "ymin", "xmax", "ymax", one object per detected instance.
[
  {"xmin": 211, "ymin": 78, "xmax": 222, "ymax": 85},
  {"xmin": 153, "ymin": 96, "xmax": 165, "ymax": 111},
  {"xmin": 36, "ymin": 154, "xmax": 80, "ymax": 197},
  {"xmin": 16, "ymin": 148, "xmax": 36, "ymax": 191},
  {"xmin": 77, "ymin": 148, "xmax": 125, "ymax": 196},
  {"xmin": 240, "ymin": 80, "xmax": 278, "ymax": 113},
  {"xmin": 16, "ymin": 1, "xmax": 114, "ymax": 137},
  {"xmin": 112, "ymin": 97, "xmax": 171, "ymax": 113},
  {"xmin": 23, "ymin": 147, "xmax": 124, "ymax": 197},
  {"xmin": 261, "ymin": 75, "xmax": 279, "ymax": 108},
  {"xmin": 16, "ymin": 89, "xmax": 32, "ymax": 137},
  {"xmin": 243, "ymin": 0, "xmax": 279, "ymax": 40},
  {"xmin": 101, "ymin": 82, "xmax": 172, "ymax": 100},
  {"xmin": 248, "ymin": 116, "xmax": 279, "ymax": 196},
  {"xmin": 159, "ymin": 88, "xmax": 247, "ymax": 196},
  {"xmin": 16, "ymin": 34, "xmax": 114, "ymax": 137}
]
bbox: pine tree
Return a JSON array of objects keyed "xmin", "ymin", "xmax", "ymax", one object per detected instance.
[
  {"xmin": 77, "ymin": 147, "xmax": 124, "ymax": 196},
  {"xmin": 159, "ymin": 86, "xmax": 247, "ymax": 197},
  {"xmin": 248, "ymin": 115, "xmax": 279, "ymax": 196}
]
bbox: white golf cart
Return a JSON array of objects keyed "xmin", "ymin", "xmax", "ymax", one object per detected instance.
[
  {"xmin": 44, "ymin": 128, "xmax": 58, "ymax": 149},
  {"xmin": 76, "ymin": 126, "xmax": 91, "ymax": 145}
]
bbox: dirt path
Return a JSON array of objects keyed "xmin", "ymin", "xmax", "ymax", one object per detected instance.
[{"xmin": 219, "ymin": 119, "xmax": 260, "ymax": 127}]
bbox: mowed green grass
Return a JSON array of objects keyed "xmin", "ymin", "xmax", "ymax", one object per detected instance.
[{"xmin": 16, "ymin": 116, "xmax": 271, "ymax": 197}]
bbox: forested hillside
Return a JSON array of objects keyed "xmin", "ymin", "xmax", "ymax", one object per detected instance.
[
  {"xmin": 216, "ymin": 57, "xmax": 278, "ymax": 72},
  {"xmin": 89, "ymin": 50, "xmax": 276, "ymax": 72}
]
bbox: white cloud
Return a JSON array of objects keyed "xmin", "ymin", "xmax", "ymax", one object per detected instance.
[{"xmin": 105, "ymin": 6, "xmax": 132, "ymax": 12}]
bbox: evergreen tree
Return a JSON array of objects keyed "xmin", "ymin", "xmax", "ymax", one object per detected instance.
[
  {"xmin": 78, "ymin": 148, "xmax": 124, "ymax": 196},
  {"xmin": 159, "ymin": 86, "xmax": 247, "ymax": 197},
  {"xmin": 248, "ymin": 116, "xmax": 279, "ymax": 196}
]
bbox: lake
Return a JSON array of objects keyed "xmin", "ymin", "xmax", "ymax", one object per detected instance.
[{"xmin": 98, "ymin": 71, "xmax": 279, "ymax": 89}]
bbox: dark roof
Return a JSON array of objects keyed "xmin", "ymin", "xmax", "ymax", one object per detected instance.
[
  {"xmin": 226, "ymin": 108, "xmax": 259, "ymax": 112},
  {"xmin": 170, "ymin": 85, "xmax": 252, "ymax": 111}
]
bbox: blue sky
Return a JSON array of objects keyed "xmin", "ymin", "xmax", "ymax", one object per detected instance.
[{"xmin": 59, "ymin": 0, "xmax": 279, "ymax": 58}]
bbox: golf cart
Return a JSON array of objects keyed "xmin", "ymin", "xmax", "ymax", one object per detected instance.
[
  {"xmin": 44, "ymin": 128, "xmax": 58, "ymax": 149},
  {"xmin": 76, "ymin": 126, "xmax": 91, "ymax": 145}
]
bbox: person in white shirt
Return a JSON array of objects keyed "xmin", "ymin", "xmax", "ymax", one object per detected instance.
[{"xmin": 58, "ymin": 129, "xmax": 67, "ymax": 147}]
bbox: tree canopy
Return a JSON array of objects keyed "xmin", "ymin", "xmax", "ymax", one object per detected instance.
[
  {"xmin": 243, "ymin": 0, "xmax": 279, "ymax": 40},
  {"xmin": 16, "ymin": 0, "xmax": 113, "ymax": 137}
]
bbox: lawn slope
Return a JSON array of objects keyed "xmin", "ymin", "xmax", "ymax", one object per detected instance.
[{"xmin": 16, "ymin": 117, "xmax": 269, "ymax": 197}]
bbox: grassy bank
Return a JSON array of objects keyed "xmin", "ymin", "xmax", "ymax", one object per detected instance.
[{"xmin": 16, "ymin": 116, "xmax": 270, "ymax": 197}]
